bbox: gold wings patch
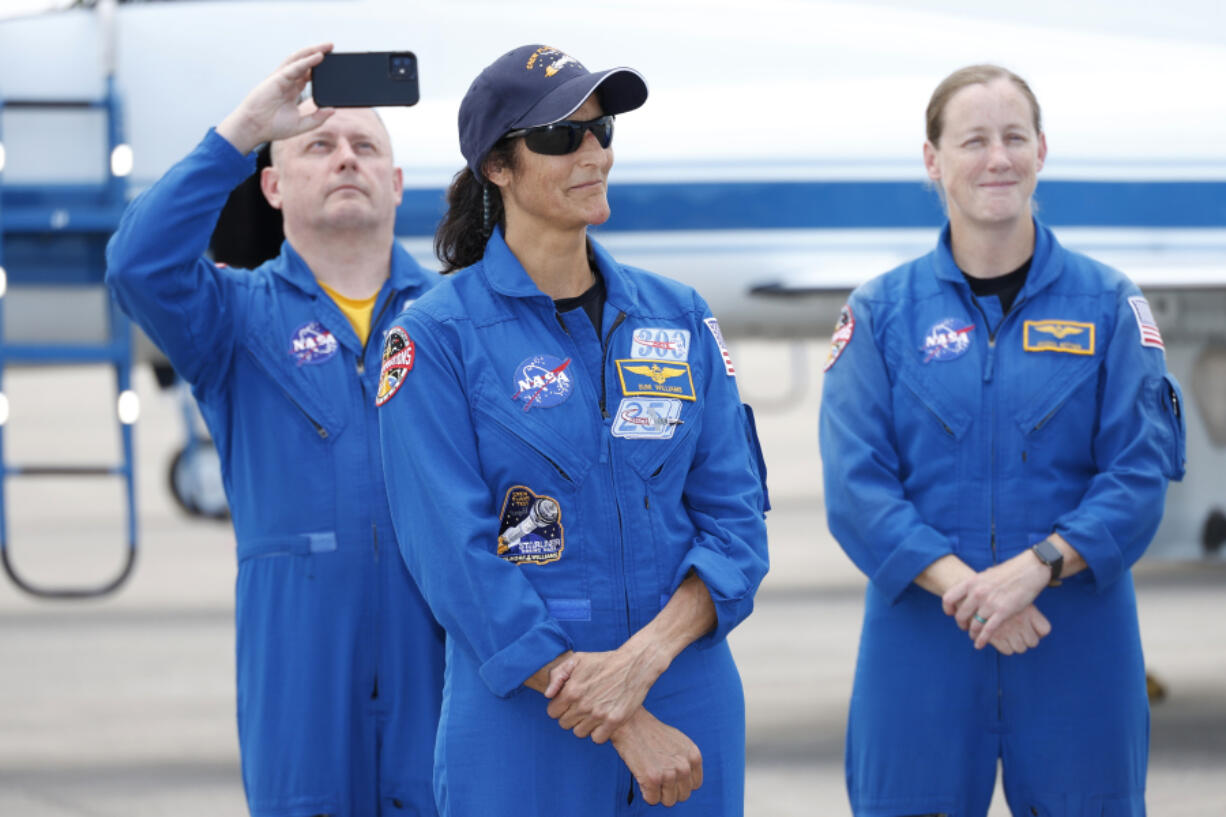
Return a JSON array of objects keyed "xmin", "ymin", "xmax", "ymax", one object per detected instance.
[{"xmin": 623, "ymin": 364, "xmax": 686, "ymax": 385}]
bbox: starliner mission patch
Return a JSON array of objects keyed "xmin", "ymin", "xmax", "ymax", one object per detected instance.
[{"xmin": 497, "ymin": 485, "xmax": 564, "ymax": 565}]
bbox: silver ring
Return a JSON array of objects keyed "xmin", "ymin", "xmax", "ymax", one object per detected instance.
[{"xmin": 973, "ymin": 613, "xmax": 988, "ymax": 624}]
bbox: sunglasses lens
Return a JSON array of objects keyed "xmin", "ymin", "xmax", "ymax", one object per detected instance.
[
  {"xmin": 591, "ymin": 118, "xmax": 614, "ymax": 148},
  {"xmin": 520, "ymin": 117, "xmax": 614, "ymax": 155},
  {"xmin": 524, "ymin": 126, "xmax": 580, "ymax": 155}
]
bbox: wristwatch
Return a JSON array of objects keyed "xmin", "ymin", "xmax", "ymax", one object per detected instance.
[{"xmin": 1032, "ymin": 537, "xmax": 1064, "ymax": 586}]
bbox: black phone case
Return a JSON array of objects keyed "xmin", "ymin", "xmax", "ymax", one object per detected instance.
[{"xmin": 312, "ymin": 52, "xmax": 419, "ymax": 107}]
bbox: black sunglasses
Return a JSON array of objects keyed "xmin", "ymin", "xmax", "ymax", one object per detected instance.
[{"xmin": 502, "ymin": 115, "xmax": 615, "ymax": 156}]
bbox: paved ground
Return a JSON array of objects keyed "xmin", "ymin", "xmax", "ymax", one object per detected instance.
[{"xmin": 1, "ymin": 343, "xmax": 1223, "ymax": 815}]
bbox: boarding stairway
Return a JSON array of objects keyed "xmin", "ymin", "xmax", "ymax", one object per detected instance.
[{"xmin": 0, "ymin": 78, "xmax": 138, "ymax": 598}]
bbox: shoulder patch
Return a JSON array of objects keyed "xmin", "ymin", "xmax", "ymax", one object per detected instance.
[
  {"xmin": 375, "ymin": 326, "xmax": 415, "ymax": 407},
  {"xmin": 823, "ymin": 305, "xmax": 855, "ymax": 372},
  {"xmin": 1128, "ymin": 296, "xmax": 1165, "ymax": 350},
  {"xmin": 703, "ymin": 317, "xmax": 735, "ymax": 376}
]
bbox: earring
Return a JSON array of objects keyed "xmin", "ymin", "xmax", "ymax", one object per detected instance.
[{"xmin": 482, "ymin": 185, "xmax": 491, "ymax": 236}]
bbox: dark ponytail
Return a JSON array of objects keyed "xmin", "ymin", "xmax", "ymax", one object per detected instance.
[{"xmin": 434, "ymin": 141, "xmax": 517, "ymax": 274}]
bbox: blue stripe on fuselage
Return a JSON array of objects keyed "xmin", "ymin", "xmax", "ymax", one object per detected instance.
[{"xmin": 395, "ymin": 180, "xmax": 1226, "ymax": 236}]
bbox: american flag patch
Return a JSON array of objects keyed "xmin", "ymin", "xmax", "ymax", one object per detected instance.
[
  {"xmin": 1128, "ymin": 296, "xmax": 1165, "ymax": 350},
  {"xmin": 703, "ymin": 317, "xmax": 736, "ymax": 376}
]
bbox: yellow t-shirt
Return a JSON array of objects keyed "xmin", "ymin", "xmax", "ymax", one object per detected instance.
[{"xmin": 318, "ymin": 281, "xmax": 379, "ymax": 347}]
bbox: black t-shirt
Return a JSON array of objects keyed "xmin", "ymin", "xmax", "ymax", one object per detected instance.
[
  {"xmin": 963, "ymin": 257, "xmax": 1032, "ymax": 314},
  {"xmin": 554, "ymin": 272, "xmax": 606, "ymax": 337}
]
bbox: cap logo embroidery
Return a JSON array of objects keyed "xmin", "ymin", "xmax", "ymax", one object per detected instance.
[{"xmin": 525, "ymin": 46, "xmax": 583, "ymax": 77}]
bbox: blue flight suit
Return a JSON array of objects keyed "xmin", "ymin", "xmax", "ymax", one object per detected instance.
[
  {"xmin": 377, "ymin": 227, "xmax": 769, "ymax": 816},
  {"xmin": 106, "ymin": 129, "xmax": 445, "ymax": 817},
  {"xmin": 819, "ymin": 221, "xmax": 1186, "ymax": 817}
]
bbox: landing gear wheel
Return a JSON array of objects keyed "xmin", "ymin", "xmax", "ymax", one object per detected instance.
[
  {"xmin": 168, "ymin": 440, "xmax": 229, "ymax": 520},
  {"xmin": 1202, "ymin": 509, "xmax": 1226, "ymax": 557}
]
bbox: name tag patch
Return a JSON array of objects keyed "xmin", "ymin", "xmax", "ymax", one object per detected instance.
[
  {"xmin": 1023, "ymin": 320, "xmax": 1095, "ymax": 355},
  {"xmin": 290, "ymin": 321, "xmax": 339, "ymax": 365},
  {"xmin": 616, "ymin": 360, "xmax": 696, "ymax": 401},
  {"xmin": 630, "ymin": 327, "xmax": 691, "ymax": 361},
  {"xmin": 511, "ymin": 354, "xmax": 574, "ymax": 411},
  {"xmin": 497, "ymin": 485, "xmax": 564, "ymax": 565},
  {"xmin": 611, "ymin": 397, "xmax": 684, "ymax": 439}
]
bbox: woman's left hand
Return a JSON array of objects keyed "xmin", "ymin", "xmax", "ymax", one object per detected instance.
[
  {"xmin": 544, "ymin": 644, "xmax": 667, "ymax": 744},
  {"xmin": 942, "ymin": 551, "xmax": 1053, "ymax": 649}
]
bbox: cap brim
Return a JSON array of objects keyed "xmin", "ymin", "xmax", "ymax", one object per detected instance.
[{"xmin": 512, "ymin": 67, "xmax": 648, "ymax": 128}]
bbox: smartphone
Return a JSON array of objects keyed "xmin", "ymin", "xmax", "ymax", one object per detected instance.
[{"xmin": 312, "ymin": 51, "xmax": 419, "ymax": 108}]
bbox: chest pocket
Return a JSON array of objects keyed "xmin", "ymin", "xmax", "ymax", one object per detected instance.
[
  {"xmin": 895, "ymin": 362, "xmax": 973, "ymax": 441},
  {"xmin": 1013, "ymin": 354, "xmax": 1099, "ymax": 439},
  {"xmin": 471, "ymin": 371, "xmax": 595, "ymax": 617},
  {"xmin": 616, "ymin": 397, "xmax": 705, "ymax": 481},
  {"xmin": 243, "ymin": 323, "xmax": 348, "ymax": 441},
  {"xmin": 472, "ymin": 370, "xmax": 594, "ymax": 485}
]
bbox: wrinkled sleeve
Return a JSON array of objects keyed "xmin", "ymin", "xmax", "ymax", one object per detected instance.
[
  {"xmin": 378, "ymin": 311, "xmax": 572, "ymax": 698},
  {"xmin": 668, "ymin": 297, "xmax": 770, "ymax": 645},
  {"xmin": 1053, "ymin": 286, "xmax": 1186, "ymax": 591},
  {"xmin": 105, "ymin": 128, "xmax": 254, "ymax": 394},
  {"xmin": 818, "ymin": 292, "xmax": 956, "ymax": 603}
]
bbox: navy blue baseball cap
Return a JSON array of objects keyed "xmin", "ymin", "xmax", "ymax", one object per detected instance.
[{"xmin": 459, "ymin": 44, "xmax": 648, "ymax": 179}]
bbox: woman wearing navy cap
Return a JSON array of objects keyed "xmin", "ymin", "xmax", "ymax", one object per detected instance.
[
  {"xmin": 820, "ymin": 64, "xmax": 1186, "ymax": 817},
  {"xmin": 377, "ymin": 45, "xmax": 769, "ymax": 816}
]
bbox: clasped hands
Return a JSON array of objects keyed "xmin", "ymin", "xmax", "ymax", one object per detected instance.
[
  {"xmin": 541, "ymin": 642, "xmax": 701, "ymax": 807},
  {"xmin": 941, "ymin": 550, "xmax": 1054, "ymax": 654}
]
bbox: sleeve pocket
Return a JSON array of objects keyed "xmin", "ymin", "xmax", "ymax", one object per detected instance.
[
  {"xmin": 1154, "ymin": 373, "xmax": 1187, "ymax": 481},
  {"xmin": 742, "ymin": 403, "xmax": 771, "ymax": 513}
]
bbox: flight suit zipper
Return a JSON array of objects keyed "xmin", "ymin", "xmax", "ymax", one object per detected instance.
[
  {"xmin": 968, "ymin": 290, "xmax": 1028, "ymax": 730},
  {"xmin": 600, "ymin": 312, "xmax": 628, "ymax": 418},
  {"xmin": 599, "ymin": 313, "xmax": 634, "ymax": 637},
  {"xmin": 359, "ymin": 289, "xmax": 400, "ymax": 714}
]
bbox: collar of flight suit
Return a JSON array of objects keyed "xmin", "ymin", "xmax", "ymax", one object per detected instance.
[
  {"xmin": 931, "ymin": 217, "xmax": 1065, "ymax": 303},
  {"xmin": 477, "ymin": 225, "xmax": 642, "ymax": 319},
  {"xmin": 269, "ymin": 238, "xmax": 431, "ymax": 299}
]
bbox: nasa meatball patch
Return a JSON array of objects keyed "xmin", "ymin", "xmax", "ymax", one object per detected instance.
[
  {"xmin": 921, "ymin": 318, "xmax": 974, "ymax": 363},
  {"xmin": 289, "ymin": 321, "xmax": 339, "ymax": 366},
  {"xmin": 375, "ymin": 326, "xmax": 414, "ymax": 407},
  {"xmin": 823, "ymin": 305, "xmax": 855, "ymax": 372},
  {"xmin": 511, "ymin": 354, "xmax": 574, "ymax": 411},
  {"xmin": 497, "ymin": 485, "xmax": 564, "ymax": 565}
]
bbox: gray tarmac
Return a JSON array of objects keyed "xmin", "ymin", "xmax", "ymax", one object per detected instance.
[{"xmin": 1, "ymin": 343, "xmax": 1223, "ymax": 816}]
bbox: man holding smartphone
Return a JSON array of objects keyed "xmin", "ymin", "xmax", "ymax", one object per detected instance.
[{"xmin": 106, "ymin": 44, "xmax": 443, "ymax": 817}]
